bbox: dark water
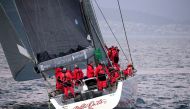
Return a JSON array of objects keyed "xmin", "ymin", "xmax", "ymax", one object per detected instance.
[
  {"xmin": 135, "ymin": 69, "xmax": 190, "ymax": 109},
  {"xmin": 1, "ymin": 37, "xmax": 190, "ymax": 109}
]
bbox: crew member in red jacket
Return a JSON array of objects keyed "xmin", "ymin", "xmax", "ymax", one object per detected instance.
[
  {"xmin": 62, "ymin": 68, "xmax": 75, "ymax": 98},
  {"xmin": 105, "ymin": 45, "xmax": 115, "ymax": 65},
  {"xmin": 95, "ymin": 62, "xmax": 107, "ymax": 91},
  {"xmin": 95, "ymin": 62, "xmax": 103, "ymax": 76},
  {"xmin": 110, "ymin": 67, "xmax": 120, "ymax": 86},
  {"xmin": 55, "ymin": 67, "xmax": 64, "ymax": 91},
  {"xmin": 108, "ymin": 46, "xmax": 114, "ymax": 60},
  {"xmin": 87, "ymin": 62, "xmax": 94, "ymax": 78},
  {"xmin": 123, "ymin": 63, "xmax": 133, "ymax": 79},
  {"xmin": 73, "ymin": 64, "xmax": 84, "ymax": 86},
  {"xmin": 112, "ymin": 47, "xmax": 119, "ymax": 64}
]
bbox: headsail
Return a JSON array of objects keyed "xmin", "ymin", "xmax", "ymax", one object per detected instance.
[{"xmin": 0, "ymin": 4, "xmax": 41, "ymax": 81}]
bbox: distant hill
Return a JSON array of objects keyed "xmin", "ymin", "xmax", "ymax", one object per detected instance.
[
  {"xmin": 94, "ymin": 8, "xmax": 190, "ymax": 36},
  {"xmin": 95, "ymin": 8, "xmax": 188, "ymax": 25}
]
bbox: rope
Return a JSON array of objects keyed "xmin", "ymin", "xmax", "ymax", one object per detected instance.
[
  {"xmin": 117, "ymin": 0, "xmax": 134, "ymax": 65},
  {"xmin": 94, "ymin": 0, "xmax": 130, "ymax": 63}
]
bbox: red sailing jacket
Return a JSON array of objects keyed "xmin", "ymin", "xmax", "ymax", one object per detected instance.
[
  {"xmin": 73, "ymin": 68, "xmax": 84, "ymax": 80},
  {"xmin": 87, "ymin": 64, "xmax": 94, "ymax": 78}
]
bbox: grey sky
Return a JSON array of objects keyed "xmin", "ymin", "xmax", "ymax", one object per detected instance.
[{"xmin": 94, "ymin": 0, "xmax": 190, "ymax": 22}]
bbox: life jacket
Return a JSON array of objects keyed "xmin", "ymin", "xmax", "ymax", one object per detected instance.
[
  {"xmin": 73, "ymin": 68, "xmax": 83, "ymax": 80},
  {"xmin": 87, "ymin": 64, "xmax": 94, "ymax": 78}
]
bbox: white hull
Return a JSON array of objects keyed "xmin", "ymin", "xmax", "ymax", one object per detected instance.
[{"xmin": 50, "ymin": 81, "xmax": 123, "ymax": 109}]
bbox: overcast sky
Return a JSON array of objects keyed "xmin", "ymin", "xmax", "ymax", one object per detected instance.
[{"xmin": 93, "ymin": 0, "xmax": 190, "ymax": 22}]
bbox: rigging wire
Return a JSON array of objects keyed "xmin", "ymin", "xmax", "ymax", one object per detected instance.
[
  {"xmin": 117, "ymin": 0, "xmax": 134, "ymax": 65},
  {"xmin": 93, "ymin": 0, "xmax": 130, "ymax": 63}
]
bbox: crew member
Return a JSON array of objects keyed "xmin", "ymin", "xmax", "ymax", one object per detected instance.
[
  {"xmin": 105, "ymin": 45, "xmax": 114, "ymax": 64},
  {"xmin": 112, "ymin": 46, "xmax": 119, "ymax": 64},
  {"xmin": 87, "ymin": 62, "xmax": 94, "ymax": 78},
  {"xmin": 95, "ymin": 62, "xmax": 107, "ymax": 91},
  {"xmin": 110, "ymin": 67, "xmax": 120, "ymax": 86},
  {"xmin": 62, "ymin": 68, "xmax": 75, "ymax": 99},
  {"xmin": 123, "ymin": 63, "xmax": 133, "ymax": 79},
  {"xmin": 73, "ymin": 64, "xmax": 84, "ymax": 86},
  {"xmin": 55, "ymin": 67, "xmax": 64, "ymax": 91}
]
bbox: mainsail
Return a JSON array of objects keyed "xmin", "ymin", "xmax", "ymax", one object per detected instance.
[{"xmin": 0, "ymin": 0, "xmax": 107, "ymax": 81}]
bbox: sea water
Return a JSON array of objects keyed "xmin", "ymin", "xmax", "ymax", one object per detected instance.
[{"xmin": 0, "ymin": 37, "xmax": 190, "ymax": 109}]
